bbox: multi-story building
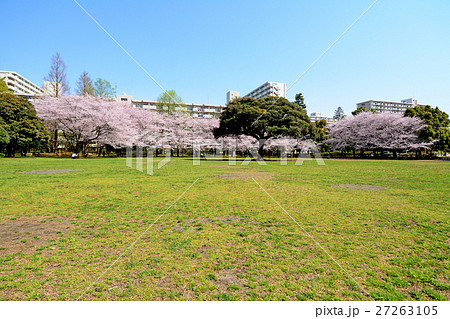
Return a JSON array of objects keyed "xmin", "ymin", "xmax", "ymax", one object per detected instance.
[
  {"xmin": 227, "ymin": 82, "xmax": 287, "ymax": 103},
  {"xmin": 356, "ymin": 98, "xmax": 427, "ymax": 114},
  {"xmin": 226, "ymin": 91, "xmax": 240, "ymax": 104},
  {"xmin": 0, "ymin": 70, "xmax": 44, "ymax": 99},
  {"xmin": 244, "ymin": 81, "xmax": 287, "ymax": 99},
  {"xmin": 116, "ymin": 93, "xmax": 225, "ymax": 118},
  {"xmin": 309, "ymin": 112, "xmax": 335, "ymax": 123},
  {"xmin": 43, "ymin": 81, "xmax": 63, "ymax": 97}
]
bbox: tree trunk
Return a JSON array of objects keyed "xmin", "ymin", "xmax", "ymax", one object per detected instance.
[
  {"xmin": 82, "ymin": 143, "xmax": 88, "ymax": 156},
  {"xmin": 257, "ymin": 139, "xmax": 266, "ymax": 160},
  {"xmin": 53, "ymin": 130, "xmax": 58, "ymax": 154},
  {"xmin": 6, "ymin": 145, "xmax": 14, "ymax": 157},
  {"xmin": 97, "ymin": 145, "xmax": 104, "ymax": 157}
]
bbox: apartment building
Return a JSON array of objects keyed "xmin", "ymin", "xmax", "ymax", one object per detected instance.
[
  {"xmin": 245, "ymin": 82, "xmax": 287, "ymax": 99},
  {"xmin": 43, "ymin": 81, "xmax": 63, "ymax": 97},
  {"xmin": 309, "ymin": 112, "xmax": 335, "ymax": 123},
  {"xmin": 116, "ymin": 93, "xmax": 225, "ymax": 118},
  {"xmin": 0, "ymin": 70, "xmax": 44, "ymax": 99},
  {"xmin": 356, "ymin": 98, "xmax": 426, "ymax": 114},
  {"xmin": 227, "ymin": 82, "xmax": 287, "ymax": 103},
  {"xmin": 226, "ymin": 90, "xmax": 240, "ymax": 104}
]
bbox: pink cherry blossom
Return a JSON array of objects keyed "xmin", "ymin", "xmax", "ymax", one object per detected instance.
[{"xmin": 325, "ymin": 112, "xmax": 432, "ymax": 153}]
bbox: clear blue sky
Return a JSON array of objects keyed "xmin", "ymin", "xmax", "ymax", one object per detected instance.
[{"xmin": 2, "ymin": 0, "xmax": 450, "ymax": 115}]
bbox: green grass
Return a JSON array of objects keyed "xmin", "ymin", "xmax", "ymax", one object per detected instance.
[{"xmin": 0, "ymin": 157, "xmax": 448, "ymax": 300}]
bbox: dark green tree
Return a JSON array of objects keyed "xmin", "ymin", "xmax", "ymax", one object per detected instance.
[
  {"xmin": 0, "ymin": 125, "xmax": 10, "ymax": 153},
  {"xmin": 294, "ymin": 93, "xmax": 307, "ymax": 110},
  {"xmin": 156, "ymin": 90, "xmax": 185, "ymax": 114},
  {"xmin": 352, "ymin": 106, "xmax": 377, "ymax": 116},
  {"xmin": 333, "ymin": 107, "xmax": 346, "ymax": 120},
  {"xmin": 404, "ymin": 105, "xmax": 450, "ymax": 152},
  {"xmin": 0, "ymin": 93, "xmax": 48, "ymax": 156},
  {"xmin": 213, "ymin": 96, "xmax": 315, "ymax": 157},
  {"xmin": 0, "ymin": 79, "xmax": 12, "ymax": 93},
  {"xmin": 312, "ymin": 119, "xmax": 328, "ymax": 142},
  {"xmin": 93, "ymin": 78, "xmax": 116, "ymax": 99}
]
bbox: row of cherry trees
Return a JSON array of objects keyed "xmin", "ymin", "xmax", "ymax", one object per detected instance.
[
  {"xmin": 33, "ymin": 95, "xmax": 431, "ymax": 157},
  {"xmin": 33, "ymin": 95, "xmax": 295, "ymax": 155},
  {"xmin": 324, "ymin": 112, "xmax": 432, "ymax": 157},
  {"xmin": 33, "ymin": 95, "xmax": 218, "ymax": 154}
]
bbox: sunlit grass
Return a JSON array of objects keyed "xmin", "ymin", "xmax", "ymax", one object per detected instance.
[{"xmin": 0, "ymin": 157, "xmax": 448, "ymax": 300}]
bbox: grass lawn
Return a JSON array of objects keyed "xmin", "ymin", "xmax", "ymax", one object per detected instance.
[{"xmin": 0, "ymin": 157, "xmax": 448, "ymax": 300}]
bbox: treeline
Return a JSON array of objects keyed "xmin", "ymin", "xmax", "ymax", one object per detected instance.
[
  {"xmin": 1, "ymin": 51, "xmax": 449, "ymax": 158},
  {"xmin": 1, "ymin": 90, "xmax": 449, "ymax": 158},
  {"xmin": 323, "ymin": 106, "xmax": 449, "ymax": 158}
]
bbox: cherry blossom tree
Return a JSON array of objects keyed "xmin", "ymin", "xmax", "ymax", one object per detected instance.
[
  {"xmin": 36, "ymin": 94, "xmax": 296, "ymax": 158},
  {"xmin": 180, "ymin": 117, "xmax": 220, "ymax": 156},
  {"xmin": 130, "ymin": 107, "xmax": 169, "ymax": 149},
  {"xmin": 325, "ymin": 112, "xmax": 431, "ymax": 157},
  {"xmin": 34, "ymin": 95, "xmax": 135, "ymax": 153},
  {"xmin": 125, "ymin": 111, "xmax": 221, "ymax": 157}
]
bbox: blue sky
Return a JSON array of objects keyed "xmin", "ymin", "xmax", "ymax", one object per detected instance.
[{"xmin": 2, "ymin": 0, "xmax": 450, "ymax": 115}]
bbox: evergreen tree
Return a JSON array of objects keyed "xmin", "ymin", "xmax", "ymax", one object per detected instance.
[
  {"xmin": 333, "ymin": 107, "xmax": 346, "ymax": 120},
  {"xmin": 294, "ymin": 93, "xmax": 307, "ymax": 110},
  {"xmin": 404, "ymin": 105, "xmax": 450, "ymax": 152},
  {"xmin": 0, "ymin": 93, "xmax": 48, "ymax": 156}
]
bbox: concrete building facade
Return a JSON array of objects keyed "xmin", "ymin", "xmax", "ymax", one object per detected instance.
[
  {"xmin": 0, "ymin": 70, "xmax": 44, "ymax": 99},
  {"xmin": 116, "ymin": 93, "xmax": 225, "ymax": 118},
  {"xmin": 244, "ymin": 82, "xmax": 287, "ymax": 99},
  {"xmin": 356, "ymin": 98, "xmax": 426, "ymax": 114},
  {"xmin": 43, "ymin": 81, "xmax": 63, "ymax": 97},
  {"xmin": 309, "ymin": 112, "xmax": 335, "ymax": 123},
  {"xmin": 226, "ymin": 90, "xmax": 240, "ymax": 104},
  {"xmin": 227, "ymin": 82, "xmax": 287, "ymax": 103}
]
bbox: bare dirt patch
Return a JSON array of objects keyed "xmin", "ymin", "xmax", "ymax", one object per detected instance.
[
  {"xmin": 18, "ymin": 169, "xmax": 84, "ymax": 174},
  {"xmin": 214, "ymin": 216, "xmax": 248, "ymax": 224},
  {"xmin": 332, "ymin": 184, "xmax": 386, "ymax": 191},
  {"xmin": 399, "ymin": 219, "xmax": 420, "ymax": 228},
  {"xmin": 184, "ymin": 217, "xmax": 212, "ymax": 225},
  {"xmin": 184, "ymin": 216, "xmax": 248, "ymax": 225},
  {"xmin": 0, "ymin": 216, "xmax": 72, "ymax": 254},
  {"xmin": 218, "ymin": 174, "xmax": 241, "ymax": 179},
  {"xmin": 215, "ymin": 269, "xmax": 247, "ymax": 291}
]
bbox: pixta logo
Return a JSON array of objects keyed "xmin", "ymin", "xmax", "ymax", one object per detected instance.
[{"xmin": 126, "ymin": 138, "xmax": 324, "ymax": 175}]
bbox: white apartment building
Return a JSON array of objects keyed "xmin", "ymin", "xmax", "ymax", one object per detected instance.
[
  {"xmin": 43, "ymin": 81, "xmax": 63, "ymax": 97},
  {"xmin": 244, "ymin": 82, "xmax": 287, "ymax": 99},
  {"xmin": 356, "ymin": 98, "xmax": 426, "ymax": 114},
  {"xmin": 227, "ymin": 82, "xmax": 287, "ymax": 102},
  {"xmin": 116, "ymin": 93, "xmax": 225, "ymax": 118},
  {"xmin": 309, "ymin": 112, "xmax": 335, "ymax": 123},
  {"xmin": 0, "ymin": 70, "xmax": 44, "ymax": 98},
  {"xmin": 226, "ymin": 91, "xmax": 240, "ymax": 104}
]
